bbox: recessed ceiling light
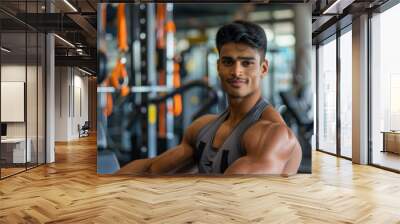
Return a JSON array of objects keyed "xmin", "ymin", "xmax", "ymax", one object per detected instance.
[
  {"xmin": 1, "ymin": 47, "xmax": 11, "ymax": 53},
  {"xmin": 54, "ymin": 34, "xmax": 75, "ymax": 48},
  {"xmin": 322, "ymin": 0, "xmax": 354, "ymax": 14},
  {"xmin": 78, "ymin": 67, "xmax": 92, "ymax": 76},
  {"xmin": 63, "ymin": 0, "xmax": 78, "ymax": 12}
]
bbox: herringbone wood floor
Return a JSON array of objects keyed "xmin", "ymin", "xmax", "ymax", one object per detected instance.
[{"xmin": 1, "ymin": 134, "xmax": 400, "ymax": 223}]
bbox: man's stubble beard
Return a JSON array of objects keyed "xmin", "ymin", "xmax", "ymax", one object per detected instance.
[{"xmin": 225, "ymin": 88, "xmax": 258, "ymax": 100}]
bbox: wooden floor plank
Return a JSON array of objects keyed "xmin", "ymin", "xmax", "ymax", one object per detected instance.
[{"xmin": 1, "ymin": 134, "xmax": 400, "ymax": 223}]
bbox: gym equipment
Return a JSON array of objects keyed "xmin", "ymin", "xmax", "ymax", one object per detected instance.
[
  {"xmin": 78, "ymin": 121, "xmax": 90, "ymax": 138},
  {"xmin": 280, "ymin": 89, "xmax": 313, "ymax": 173},
  {"xmin": 97, "ymin": 79, "xmax": 220, "ymax": 173}
]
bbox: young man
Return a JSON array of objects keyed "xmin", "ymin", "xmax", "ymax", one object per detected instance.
[{"xmin": 117, "ymin": 20, "xmax": 302, "ymax": 176}]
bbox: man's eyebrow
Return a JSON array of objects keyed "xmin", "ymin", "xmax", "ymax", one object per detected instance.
[
  {"xmin": 221, "ymin": 56, "xmax": 255, "ymax": 60},
  {"xmin": 237, "ymin": 56, "xmax": 255, "ymax": 61}
]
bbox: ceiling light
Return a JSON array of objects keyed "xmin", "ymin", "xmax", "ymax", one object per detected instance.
[
  {"xmin": 1, "ymin": 47, "xmax": 11, "ymax": 53},
  {"xmin": 323, "ymin": 0, "xmax": 341, "ymax": 14},
  {"xmin": 78, "ymin": 67, "xmax": 92, "ymax": 76},
  {"xmin": 54, "ymin": 34, "xmax": 75, "ymax": 48},
  {"xmin": 322, "ymin": 0, "xmax": 354, "ymax": 15},
  {"xmin": 63, "ymin": 0, "xmax": 78, "ymax": 12}
]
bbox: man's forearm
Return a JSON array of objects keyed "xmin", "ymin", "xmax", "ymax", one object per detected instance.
[
  {"xmin": 224, "ymin": 156, "xmax": 284, "ymax": 175},
  {"xmin": 223, "ymin": 157, "xmax": 251, "ymax": 175},
  {"xmin": 116, "ymin": 144, "xmax": 192, "ymax": 175},
  {"xmin": 116, "ymin": 158, "xmax": 154, "ymax": 174}
]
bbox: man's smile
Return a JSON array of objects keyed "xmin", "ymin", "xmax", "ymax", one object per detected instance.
[{"xmin": 226, "ymin": 77, "xmax": 248, "ymax": 88}]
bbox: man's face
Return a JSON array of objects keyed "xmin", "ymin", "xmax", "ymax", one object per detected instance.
[{"xmin": 217, "ymin": 42, "xmax": 268, "ymax": 99}]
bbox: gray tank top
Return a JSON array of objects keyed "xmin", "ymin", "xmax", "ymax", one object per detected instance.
[{"xmin": 194, "ymin": 98, "xmax": 269, "ymax": 174}]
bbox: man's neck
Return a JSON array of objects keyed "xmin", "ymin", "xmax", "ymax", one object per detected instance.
[{"xmin": 226, "ymin": 90, "xmax": 262, "ymax": 126}]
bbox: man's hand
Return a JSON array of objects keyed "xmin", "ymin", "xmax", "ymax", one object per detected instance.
[{"xmin": 115, "ymin": 158, "xmax": 152, "ymax": 175}]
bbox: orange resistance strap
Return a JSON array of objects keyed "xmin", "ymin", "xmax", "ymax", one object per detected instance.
[
  {"xmin": 157, "ymin": 4, "xmax": 167, "ymax": 138},
  {"xmin": 158, "ymin": 70, "xmax": 166, "ymax": 138},
  {"xmin": 102, "ymin": 80, "xmax": 113, "ymax": 117},
  {"xmin": 103, "ymin": 3, "xmax": 129, "ymax": 118},
  {"xmin": 110, "ymin": 60, "xmax": 129, "ymax": 97},
  {"xmin": 117, "ymin": 3, "xmax": 128, "ymax": 52},
  {"xmin": 165, "ymin": 20, "xmax": 182, "ymax": 117},
  {"xmin": 156, "ymin": 4, "xmax": 166, "ymax": 49},
  {"xmin": 103, "ymin": 60, "xmax": 130, "ymax": 117},
  {"xmin": 101, "ymin": 4, "xmax": 106, "ymax": 32},
  {"xmin": 173, "ymin": 62, "xmax": 182, "ymax": 116}
]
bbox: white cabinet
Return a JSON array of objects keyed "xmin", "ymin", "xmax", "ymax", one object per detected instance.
[{"xmin": 1, "ymin": 138, "xmax": 32, "ymax": 163}]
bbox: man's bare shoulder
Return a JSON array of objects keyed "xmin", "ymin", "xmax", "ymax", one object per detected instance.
[
  {"xmin": 242, "ymin": 105, "xmax": 289, "ymax": 144},
  {"xmin": 184, "ymin": 114, "xmax": 218, "ymax": 145},
  {"xmin": 242, "ymin": 117, "xmax": 295, "ymax": 156},
  {"xmin": 191, "ymin": 114, "xmax": 218, "ymax": 128},
  {"xmin": 187, "ymin": 114, "xmax": 218, "ymax": 134},
  {"xmin": 244, "ymin": 120, "xmax": 290, "ymax": 142},
  {"xmin": 260, "ymin": 105, "xmax": 286, "ymax": 124},
  {"xmin": 242, "ymin": 105, "xmax": 286, "ymax": 141}
]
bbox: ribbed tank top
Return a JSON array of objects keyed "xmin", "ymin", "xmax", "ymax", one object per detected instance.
[{"xmin": 194, "ymin": 98, "xmax": 269, "ymax": 174}]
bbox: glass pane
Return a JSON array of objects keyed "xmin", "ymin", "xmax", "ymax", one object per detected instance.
[
  {"xmin": 1, "ymin": 30, "xmax": 27, "ymax": 177},
  {"xmin": 38, "ymin": 32, "xmax": 45, "ymax": 165},
  {"xmin": 27, "ymin": 31, "xmax": 38, "ymax": 169},
  {"xmin": 340, "ymin": 30, "xmax": 352, "ymax": 158},
  {"xmin": 371, "ymin": 4, "xmax": 400, "ymax": 171},
  {"xmin": 318, "ymin": 38, "xmax": 337, "ymax": 154}
]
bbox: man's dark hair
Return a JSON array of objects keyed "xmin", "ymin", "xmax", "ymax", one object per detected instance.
[{"xmin": 216, "ymin": 20, "xmax": 267, "ymax": 59}]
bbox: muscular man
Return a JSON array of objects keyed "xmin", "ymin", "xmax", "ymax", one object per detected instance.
[{"xmin": 117, "ymin": 20, "xmax": 302, "ymax": 176}]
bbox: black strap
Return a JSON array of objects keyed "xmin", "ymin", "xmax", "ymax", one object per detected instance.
[
  {"xmin": 220, "ymin": 150, "xmax": 229, "ymax": 173},
  {"xmin": 194, "ymin": 141, "xmax": 206, "ymax": 163}
]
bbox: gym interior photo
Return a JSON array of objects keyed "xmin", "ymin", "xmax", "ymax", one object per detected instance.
[{"xmin": 1, "ymin": 0, "xmax": 400, "ymax": 223}]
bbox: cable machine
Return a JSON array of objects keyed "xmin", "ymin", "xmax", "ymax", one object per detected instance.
[{"xmin": 97, "ymin": 3, "xmax": 219, "ymax": 174}]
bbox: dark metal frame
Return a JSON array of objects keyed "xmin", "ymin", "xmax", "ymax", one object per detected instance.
[
  {"xmin": 315, "ymin": 44, "xmax": 319, "ymax": 151},
  {"xmin": 336, "ymin": 26, "xmax": 341, "ymax": 158},
  {"xmin": 367, "ymin": 10, "xmax": 373, "ymax": 166},
  {"xmin": 0, "ymin": 14, "xmax": 2, "ymax": 179},
  {"xmin": 25, "ymin": 2, "xmax": 28, "ymax": 171}
]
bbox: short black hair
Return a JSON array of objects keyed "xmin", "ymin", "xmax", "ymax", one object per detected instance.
[{"xmin": 216, "ymin": 20, "xmax": 267, "ymax": 59}]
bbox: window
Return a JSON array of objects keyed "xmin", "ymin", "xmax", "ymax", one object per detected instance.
[
  {"xmin": 339, "ymin": 29, "xmax": 352, "ymax": 158},
  {"xmin": 371, "ymin": 2, "xmax": 400, "ymax": 171},
  {"xmin": 317, "ymin": 37, "xmax": 337, "ymax": 154}
]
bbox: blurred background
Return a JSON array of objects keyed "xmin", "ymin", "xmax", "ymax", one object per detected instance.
[{"xmin": 97, "ymin": 3, "xmax": 313, "ymax": 174}]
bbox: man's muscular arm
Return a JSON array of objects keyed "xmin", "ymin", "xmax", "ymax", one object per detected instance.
[
  {"xmin": 116, "ymin": 115, "xmax": 216, "ymax": 175},
  {"xmin": 224, "ymin": 122, "xmax": 301, "ymax": 176}
]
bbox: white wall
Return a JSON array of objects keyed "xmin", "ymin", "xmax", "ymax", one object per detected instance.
[
  {"xmin": 55, "ymin": 66, "xmax": 69, "ymax": 141},
  {"xmin": 1, "ymin": 65, "xmax": 26, "ymax": 139},
  {"xmin": 54, "ymin": 67, "xmax": 89, "ymax": 141},
  {"xmin": 352, "ymin": 14, "xmax": 369, "ymax": 164},
  {"xmin": 1, "ymin": 64, "xmax": 45, "ymax": 164}
]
